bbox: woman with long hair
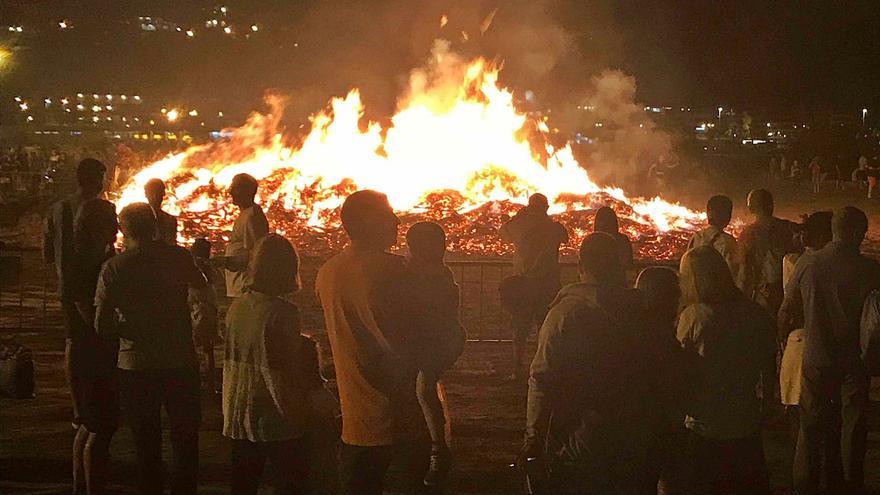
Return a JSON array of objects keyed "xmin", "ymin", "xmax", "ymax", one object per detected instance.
[{"xmin": 677, "ymin": 246, "xmax": 777, "ymax": 494}]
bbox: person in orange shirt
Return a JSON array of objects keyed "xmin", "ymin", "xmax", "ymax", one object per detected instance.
[{"xmin": 316, "ymin": 190, "xmax": 433, "ymax": 494}]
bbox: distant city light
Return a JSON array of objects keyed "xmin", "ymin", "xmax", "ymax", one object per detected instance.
[
  {"xmin": 92, "ymin": 94, "xmax": 99, "ymax": 100},
  {"xmin": 26, "ymin": 115, "xmax": 34, "ymax": 122},
  {"xmin": 76, "ymin": 104, "xmax": 85, "ymax": 111},
  {"xmin": 223, "ymin": 26, "xmax": 232, "ymax": 34},
  {"xmin": 91, "ymin": 105, "xmax": 102, "ymax": 112},
  {"xmin": 220, "ymin": 6, "xmax": 228, "ymax": 13},
  {"xmin": 133, "ymin": 95, "xmax": 141, "ymax": 101},
  {"xmin": 186, "ymin": 29, "xmax": 195, "ymax": 38},
  {"xmin": 92, "ymin": 116, "xmax": 99, "ymax": 122},
  {"xmin": 251, "ymin": 25, "xmax": 259, "ymax": 32},
  {"xmin": 44, "ymin": 98, "xmax": 51, "ymax": 105},
  {"xmin": 19, "ymin": 102, "xmax": 28, "ymax": 111},
  {"xmin": 76, "ymin": 93, "xmax": 84, "ymax": 99},
  {"xmin": 105, "ymin": 105, "xmax": 113, "ymax": 111},
  {"xmin": 14, "ymin": 96, "xmax": 21, "ymax": 102},
  {"xmin": 106, "ymin": 94, "xmax": 113, "ymax": 100},
  {"xmin": 120, "ymin": 95, "xmax": 128, "ymax": 101},
  {"xmin": 58, "ymin": 20, "xmax": 71, "ymax": 29},
  {"xmin": 188, "ymin": 109, "xmax": 198, "ymax": 117},
  {"xmin": 166, "ymin": 108, "xmax": 180, "ymax": 122},
  {"xmin": 218, "ymin": 111, "xmax": 224, "ymax": 117},
  {"xmin": 61, "ymin": 98, "xmax": 69, "ymax": 105}
]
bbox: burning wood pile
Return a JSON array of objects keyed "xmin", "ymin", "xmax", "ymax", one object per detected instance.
[{"xmin": 112, "ymin": 43, "xmax": 705, "ymax": 260}]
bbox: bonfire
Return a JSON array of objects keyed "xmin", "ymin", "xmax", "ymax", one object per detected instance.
[{"xmin": 113, "ymin": 42, "xmax": 706, "ymax": 260}]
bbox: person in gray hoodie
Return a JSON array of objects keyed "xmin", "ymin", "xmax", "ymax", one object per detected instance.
[{"xmin": 522, "ymin": 232, "xmax": 654, "ymax": 493}]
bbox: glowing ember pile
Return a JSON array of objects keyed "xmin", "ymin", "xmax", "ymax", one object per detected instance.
[{"xmin": 114, "ymin": 42, "xmax": 705, "ymax": 259}]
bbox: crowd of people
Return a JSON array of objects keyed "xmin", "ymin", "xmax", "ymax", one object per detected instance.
[
  {"xmin": 769, "ymin": 153, "xmax": 880, "ymax": 199},
  {"xmin": 44, "ymin": 156, "xmax": 880, "ymax": 494}
]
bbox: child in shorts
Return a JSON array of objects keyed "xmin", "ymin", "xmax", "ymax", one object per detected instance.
[{"xmin": 405, "ymin": 221, "xmax": 466, "ymax": 487}]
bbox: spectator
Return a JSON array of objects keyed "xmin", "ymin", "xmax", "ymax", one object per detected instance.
[
  {"xmin": 736, "ymin": 189, "xmax": 796, "ymax": 322},
  {"xmin": 144, "ymin": 178, "xmax": 178, "ymax": 245},
  {"xmin": 213, "ymin": 173, "xmax": 270, "ymax": 298},
  {"xmin": 687, "ymin": 195, "xmax": 738, "ymax": 274},
  {"xmin": 316, "ymin": 190, "xmax": 432, "ymax": 495},
  {"xmin": 223, "ymin": 233, "xmax": 323, "ymax": 495},
  {"xmin": 189, "ymin": 238, "xmax": 219, "ymax": 394},
  {"xmin": 678, "ymin": 246, "xmax": 776, "ymax": 494},
  {"xmin": 636, "ymin": 266, "xmax": 689, "ymax": 493},
  {"xmin": 810, "ymin": 157, "xmax": 822, "ymax": 194},
  {"xmin": 42, "ymin": 158, "xmax": 118, "ymax": 495},
  {"xmin": 780, "ymin": 207, "xmax": 880, "ymax": 494},
  {"xmin": 405, "ymin": 221, "xmax": 466, "ymax": 487},
  {"xmin": 523, "ymin": 233, "xmax": 653, "ymax": 493},
  {"xmin": 778, "ymin": 211, "xmax": 838, "ymax": 486},
  {"xmin": 499, "ymin": 193, "xmax": 568, "ymax": 380},
  {"xmin": 593, "ymin": 206, "xmax": 634, "ymax": 269},
  {"xmin": 94, "ymin": 203, "xmax": 207, "ymax": 495},
  {"xmin": 790, "ymin": 159, "xmax": 802, "ymax": 180},
  {"xmin": 867, "ymin": 159, "xmax": 879, "ymax": 199}
]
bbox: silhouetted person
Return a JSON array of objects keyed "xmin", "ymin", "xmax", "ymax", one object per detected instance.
[
  {"xmin": 737, "ymin": 189, "xmax": 796, "ymax": 321},
  {"xmin": 636, "ymin": 266, "xmax": 689, "ymax": 493},
  {"xmin": 43, "ymin": 158, "xmax": 118, "ymax": 495},
  {"xmin": 95, "ymin": 203, "xmax": 207, "ymax": 495},
  {"xmin": 678, "ymin": 246, "xmax": 775, "ymax": 494},
  {"xmin": 593, "ymin": 206, "xmax": 634, "ymax": 269},
  {"xmin": 213, "ymin": 173, "xmax": 269, "ymax": 297},
  {"xmin": 405, "ymin": 221, "xmax": 466, "ymax": 487},
  {"xmin": 778, "ymin": 211, "xmax": 840, "ymax": 489},
  {"xmin": 523, "ymin": 233, "xmax": 653, "ymax": 493},
  {"xmin": 780, "ymin": 207, "xmax": 880, "ymax": 494},
  {"xmin": 144, "ymin": 178, "xmax": 178, "ymax": 245},
  {"xmin": 189, "ymin": 238, "xmax": 218, "ymax": 394},
  {"xmin": 687, "ymin": 195, "xmax": 737, "ymax": 274},
  {"xmin": 316, "ymin": 190, "xmax": 433, "ymax": 495},
  {"xmin": 499, "ymin": 193, "xmax": 568, "ymax": 380},
  {"xmin": 223, "ymin": 234, "xmax": 322, "ymax": 495}
]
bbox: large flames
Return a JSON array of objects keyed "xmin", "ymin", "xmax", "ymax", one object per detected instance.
[{"xmin": 114, "ymin": 43, "xmax": 705, "ymax": 259}]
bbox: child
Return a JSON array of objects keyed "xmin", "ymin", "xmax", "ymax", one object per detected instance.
[
  {"xmin": 405, "ymin": 221, "xmax": 466, "ymax": 488},
  {"xmin": 189, "ymin": 238, "xmax": 219, "ymax": 394}
]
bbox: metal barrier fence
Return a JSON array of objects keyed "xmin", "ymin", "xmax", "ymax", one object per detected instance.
[{"xmin": 0, "ymin": 248, "xmax": 675, "ymax": 343}]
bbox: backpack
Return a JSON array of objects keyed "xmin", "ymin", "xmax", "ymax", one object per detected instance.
[
  {"xmin": 860, "ymin": 290, "xmax": 880, "ymax": 376},
  {"xmin": 0, "ymin": 340, "xmax": 35, "ymax": 399}
]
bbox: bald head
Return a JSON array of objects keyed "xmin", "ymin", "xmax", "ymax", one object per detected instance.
[
  {"xmin": 832, "ymin": 206, "xmax": 868, "ymax": 247},
  {"xmin": 341, "ymin": 190, "xmax": 400, "ymax": 250}
]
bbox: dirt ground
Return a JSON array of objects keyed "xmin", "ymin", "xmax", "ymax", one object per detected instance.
[{"xmin": 4, "ymin": 177, "xmax": 880, "ymax": 494}]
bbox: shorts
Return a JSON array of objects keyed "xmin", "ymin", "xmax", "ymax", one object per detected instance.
[{"xmin": 67, "ymin": 337, "xmax": 119, "ymax": 434}]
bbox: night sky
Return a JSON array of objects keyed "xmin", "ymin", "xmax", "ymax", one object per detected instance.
[{"xmin": 2, "ymin": 0, "xmax": 879, "ymax": 116}]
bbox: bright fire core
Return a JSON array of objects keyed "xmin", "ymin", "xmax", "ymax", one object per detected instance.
[{"xmin": 114, "ymin": 43, "xmax": 706, "ymax": 259}]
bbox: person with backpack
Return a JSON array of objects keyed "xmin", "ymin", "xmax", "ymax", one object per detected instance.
[
  {"xmin": 521, "ymin": 233, "xmax": 654, "ymax": 493},
  {"xmin": 43, "ymin": 158, "xmax": 118, "ymax": 495},
  {"xmin": 779, "ymin": 207, "xmax": 880, "ymax": 494},
  {"xmin": 499, "ymin": 193, "xmax": 568, "ymax": 380},
  {"xmin": 736, "ymin": 189, "xmax": 797, "ymax": 324},
  {"xmin": 687, "ymin": 195, "xmax": 738, "ymax": 275},
  {"xmin": 223, "ymin": 233, "xmax": 324, "ymax": 494}
]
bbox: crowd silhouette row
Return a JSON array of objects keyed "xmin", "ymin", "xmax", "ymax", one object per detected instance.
[{"xmin": 44, "ymin": 158, "xmax": 880, "ymax": 494}]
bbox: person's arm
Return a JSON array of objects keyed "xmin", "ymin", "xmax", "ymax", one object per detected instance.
[
  {"xmin": 42, "ymin": 210, "xmax": 55, "ymax": 264},
  {"xmin": 524, "ymin": 305, "xmax": 569, "ymax": 453},
  {"xmin": 778, "ymin": 262, "xmax": 806, "ymax": 345},
  {"xmin": 94, "ymin": 262, "xmax": 118, "ymax": 339},
  {"xmin": 500, "ymin": 207, "xmax": 529, "ymax": 242}
]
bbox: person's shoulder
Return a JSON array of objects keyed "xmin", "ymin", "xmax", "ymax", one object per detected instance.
[{"xmin": 679, "ymin": 302, "xmax": 714, "ymax": 322}]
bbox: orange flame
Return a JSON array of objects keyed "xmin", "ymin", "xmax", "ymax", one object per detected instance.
[{"xmin": 114, "ymin": 42, "xmax": 705, "ymax": 258}]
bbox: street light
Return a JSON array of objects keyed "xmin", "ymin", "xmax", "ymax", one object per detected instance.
[
  {"xmin": 717, "ymin": 106, "xmax": 723, "ymax": 119},
  {"xmin": 863, "ymin": 108, "xmax": 868, "ymax": 126}
]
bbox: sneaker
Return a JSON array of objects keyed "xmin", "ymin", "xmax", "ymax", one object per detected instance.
[{"xmin": 423, "ymin": 449, "xmax": 451, "ymax": 487}]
